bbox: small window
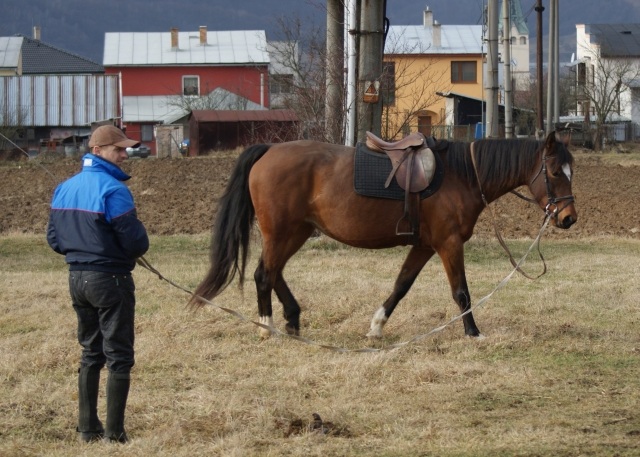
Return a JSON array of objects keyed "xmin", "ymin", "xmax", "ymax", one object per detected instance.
[
  {"xmin": 520, "ymin": 36, "xmax": 527, "ymax": 45},
  {"xmin": 451, "ymin": 61, "xmax": 477, "ymax": 83},
  {"xmin": 381, "ymin": 61, "xmax": 396, "ymax": 106},
  {"xmin": 183, "ymin": 76, "xmax": 199, "ymax": 96},
  {"xmin": 270, "ymin": 74, "xmax": 294, "ymax": 95},
  {"xmin": 141, "ymin": 124, "xmax": 154, "ymax": 142}
]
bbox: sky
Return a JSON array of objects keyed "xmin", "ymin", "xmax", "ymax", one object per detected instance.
[{"xmin": 2, "ymin": 0, "xmax": 639, "ymax": 65}]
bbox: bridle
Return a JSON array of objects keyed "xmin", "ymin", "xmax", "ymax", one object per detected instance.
[
  {"xmin": 511, "ymin": 144, "xmax": 575, "ymax": 224},
  {"xmin": 470, "ymin": 140, "xmax": 575, "ymax": 280}
]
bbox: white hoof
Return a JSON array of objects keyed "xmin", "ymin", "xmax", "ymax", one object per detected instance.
[
  {"xmin": 259, "ymin": 316, "xmax": 274, "ymax": 339},
  {"xmin": 367, "ymin": 307, "xmax": 388, "ymax": 339}
]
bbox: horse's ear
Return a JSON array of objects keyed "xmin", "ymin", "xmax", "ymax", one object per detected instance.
[
  {"xmin": 545, "ymin": 131, "xmax": 558, "ymax": 151},
  {"xmin": 549, "ymin": 129, "xmax": 572, "ymax": 147}
]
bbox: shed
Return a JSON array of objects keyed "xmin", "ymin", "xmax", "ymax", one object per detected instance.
[{"xmin": 188, "ymin": 110, "xmax": 299, "ymax": 155}]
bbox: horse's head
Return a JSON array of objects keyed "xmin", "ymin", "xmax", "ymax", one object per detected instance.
[{"xmin": 527, "ymin": 131, "xmax": 578, "ymax": 229}]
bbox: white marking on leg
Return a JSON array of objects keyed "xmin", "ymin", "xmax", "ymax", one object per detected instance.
[
  {"xmin": 259, "ymin": 315, "xmax": 274, "ymax": 339},
  {"xmin": 366, "ymin": 307, "xmax": 388, "ymax": 339}
]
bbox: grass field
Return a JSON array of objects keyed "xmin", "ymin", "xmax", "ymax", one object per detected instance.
[{"xmin": 1, "ymin": 233, "xmax": 639, "ymax": 456}]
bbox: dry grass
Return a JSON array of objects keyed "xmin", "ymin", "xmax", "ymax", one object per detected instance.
[{"xmin": 1, "ymin": 233, "xmax": 639, "ymax": 456}]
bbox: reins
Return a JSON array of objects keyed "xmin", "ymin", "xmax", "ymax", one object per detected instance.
[{"xmin": 469, "ymin": 141, "xmax": 551, "ymax": 280}]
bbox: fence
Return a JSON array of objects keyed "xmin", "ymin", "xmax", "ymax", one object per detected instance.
[{"xmin": 431, "ymin": 122, "xmax": 640, "ymax": 145}]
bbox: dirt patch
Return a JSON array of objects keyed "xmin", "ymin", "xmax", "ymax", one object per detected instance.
[{"xmin": 1, "ymin": 146, "xmax": 639, "ymax": 239}]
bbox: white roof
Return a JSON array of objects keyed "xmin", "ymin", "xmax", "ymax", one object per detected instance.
[
  {"xmin": 385, "ymin": 25, "xmax": 483, "ymax": 55},
  {"xmin": 0, "ymin": 37, "xmax": 24, "ymax": 68},
  {"xmin": 122, "ymin": 88, "xmax": 265, "ymax": 124},
  {"xmin": 103, "ymin": 30, "xmax": 270, "ymax": 66}
]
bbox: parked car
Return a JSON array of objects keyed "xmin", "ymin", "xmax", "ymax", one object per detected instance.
[{"xmin": 126, "ymin": 144, "xmax": 150, "ymax": 158}]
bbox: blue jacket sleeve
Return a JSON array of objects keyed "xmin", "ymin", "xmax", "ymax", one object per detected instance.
[
  {"xmin": 107, "ymin": 186, "xmax": 149, "ymax": 260},
  {"xmin": 111, "ymin": 209, "xmax": 149, "ymax": 260}
]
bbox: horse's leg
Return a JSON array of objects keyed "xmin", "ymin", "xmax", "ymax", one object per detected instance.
[
  {"xmin": 254, "ymin": 257, "xmax": 276, "ymax": 339},
  {"xmin": 367, "ymin": 246, "xmax": 435, "ymax": 338},
  {"xmin": 254, "ymin": 225, "xmax": 314, "ymax": 339},
  {"xmin": 438, "ymin": 242, "xmax": 481, "ymax": 337},
  {"xmin": 273, "ymin": 273, "xmax": 300, "ymax": 336}
]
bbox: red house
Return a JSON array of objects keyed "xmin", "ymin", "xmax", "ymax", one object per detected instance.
[{"xmin": 103, "ymin": 27, "xmax": 270, "ymax": 155}]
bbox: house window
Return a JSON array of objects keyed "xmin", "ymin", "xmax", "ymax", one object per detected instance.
[
  {"xmin": 141, "ymin": 124, "xmax": 154, "ymax": 142},
  {"xmin": 270, "ymin": 74, "xmax": 294, "ymax": 95},
  {"xmin": 451, "ymin": 61, "xmax": 476, "ymax": 83},
  {"xmin": 520, "ymin": 36, "xmax": 527, "ymax": 45},
  {"xmin": 381, "ymin": 61, "xmax": 396, "ymax": 106},
  {"xmin": 183, "ymin": 76, "xmax": 199, "ymax": 96}
]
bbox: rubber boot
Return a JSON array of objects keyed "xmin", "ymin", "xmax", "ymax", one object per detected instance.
[
  {"xmin": 103, "ymin": 371, "xmax": 131, "ymax": 443},
  {"xmin": 77, "ymin": 366, "xmax": 104, "ymax": 443}
]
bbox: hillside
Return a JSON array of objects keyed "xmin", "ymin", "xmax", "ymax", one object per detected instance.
[{"xmin": 2, "ymin": 0, "xmax": 639, "ymax": 64}]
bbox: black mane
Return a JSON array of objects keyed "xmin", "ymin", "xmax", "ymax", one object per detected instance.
[{"xmin": 441, "ymin": 138, "xmax": 545, "ymax": 189}]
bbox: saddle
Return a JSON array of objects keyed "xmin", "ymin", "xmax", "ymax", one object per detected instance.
[
  {"xmin": 365, "ymin": 132, "xmax": 436, "ymax": 193},
  {"xmin": 364, "ymin": 131, "xmax": 437, "ymax": 242}
]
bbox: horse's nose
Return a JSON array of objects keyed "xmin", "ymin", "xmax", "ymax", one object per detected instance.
[{"xmin": 559, "ymin": 214, "xmax": 577, "ymax": 229}]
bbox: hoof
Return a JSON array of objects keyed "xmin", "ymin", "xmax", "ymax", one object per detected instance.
[
  {"xmin": 467, "ymin": 333, "xmax": 486, "ymax": 340},
  {"xmin": 259, "ymin": 315, "xmax": 274, "ymax": 339},
  {"xmin": 285, "ymin": 324, "xmax": 299, "ymax": 336},
  {"xmin": 366, "ymin": 329, "xmax": 383, "ymax": 339}
]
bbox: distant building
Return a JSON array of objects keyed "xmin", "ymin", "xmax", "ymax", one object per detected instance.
[
  {"xmin": 382, "ymin": 3, "xmax": 530, "ymax": 140},
  {"xmin": 103, "ymin": 26, "xmax": 272, "ymax": 155},
  {"xmin": 0, "ymin": 28, "xmax": 117, "ymax": 153},
  {"xmin": 499, "ymin": 0, "xmax": 530, "ymax": 88},
  {"xmin": 383, "ymin": 7, "xmax": 484, "ymax": 139},
  {"xmin": 573, "ymin": 23, "xmax": 640, "ymax": 141}
]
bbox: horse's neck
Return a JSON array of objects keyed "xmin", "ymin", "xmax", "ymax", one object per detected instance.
[
  {"xmin": 482, "ymin": 175, "xmax": 527, "ymax": 204},
  {"xmin": 473, "ymin": 145, "xmax": 535, "ymax": 204}
]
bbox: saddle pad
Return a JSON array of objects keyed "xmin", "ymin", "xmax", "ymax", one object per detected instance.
[{"xmin": 353, "ymin": 142, "xmax": 444, "ymax": 201}]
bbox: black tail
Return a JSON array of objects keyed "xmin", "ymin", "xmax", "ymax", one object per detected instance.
[{"xmin": 190, "ymin": 144, "xmax": 272, "ymax": 306}]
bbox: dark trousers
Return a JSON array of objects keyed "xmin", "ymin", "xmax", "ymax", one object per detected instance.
[{"xmin": 69, "ymin": 271, "xmax": 136, "ymax": 374}]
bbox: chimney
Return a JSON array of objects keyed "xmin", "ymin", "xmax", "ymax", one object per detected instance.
[
  {"xmin": 433, "ymin": 21, "xmax": 441, "ymax": 47},
  {"xmin": 423, "ymin": 6, "xmax": 433, "ymax": 27},
  {"xmin": 199, "ymin": 26, "xmax": 207, "ymax": 45},
  {"xmin": 170, "ymin": 27, "xmax": 179, "ymax": 50},
  {"xmin": 33, "ymin": 26, "xmax": 41, "ymax": 41}
]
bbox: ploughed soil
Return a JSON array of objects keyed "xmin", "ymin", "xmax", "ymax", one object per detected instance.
[{"xmin": 1, "ymin": 145, "xmax": 640, "ymax": 240}]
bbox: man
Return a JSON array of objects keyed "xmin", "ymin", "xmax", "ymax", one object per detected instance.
[{"xmin": 47, "ymin": 125, "xmax": 149, "ymax": 443}]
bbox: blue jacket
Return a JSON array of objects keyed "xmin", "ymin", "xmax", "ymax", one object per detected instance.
[{"xmin": 47, "ymin": 153, "xmax": 149, "ymax": 273}]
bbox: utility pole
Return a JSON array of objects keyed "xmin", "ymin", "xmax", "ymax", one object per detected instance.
[
  {"xmin": 546, "ymin": 0, "xmax": 559, "ymax": 134},
  {"xmin": 553, "ymin": 0, "xmax": 560, "ymax": 124},
  {"xmin": 485, "ymin": 0, "xmax": 500, "ymax": 138},
  {"xmin": 325, "ymin": 0, "xmax": 344, "ymax": 144},
  {"xmin": 502, "ymin": 0, "xmax": 513, "ymax": 138},
  {"xmin": 356, "ymin": 0, "xmax": 385, "ymax": 141},
  {"xmin": 345, "ymin": 0, "xmax": 359, "ymax": 146},
  {"xmin": 535, "ymin": 0, "xmax": 544, "ymax": 138}
]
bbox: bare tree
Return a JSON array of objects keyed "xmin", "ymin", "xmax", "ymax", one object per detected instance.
[
  {"xmin": 269, "ymin": 16, "xmax": 330, "ymax": 141},
  {"xmin": 514, "ymin": 68, "xmax": 574, "ymax": 137},
  {"xmin": 164, "ymin": 86, "xmax": 255, "ymax": 114},
  {"xmin": 0, "ymin": 105, "xmax": 30, "ymax": 152},
  {"xmin": 575, "ymin": 45, "xmax": 640, "ymax": 150}
]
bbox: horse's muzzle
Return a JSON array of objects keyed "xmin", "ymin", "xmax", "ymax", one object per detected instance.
[{"xmin": 556, "ymin": 214, "xmax": 577, "ymax": 229}]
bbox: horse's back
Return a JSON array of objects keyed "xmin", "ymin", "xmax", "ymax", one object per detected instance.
[{"xmin": 249, "ymin": 140, "xmax": 354, "ymax": 191}]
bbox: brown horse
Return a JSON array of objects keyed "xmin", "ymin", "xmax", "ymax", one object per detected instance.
[{"xmin": 191, "ymin": 131, "xmax": 577, "ymax": 339}]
